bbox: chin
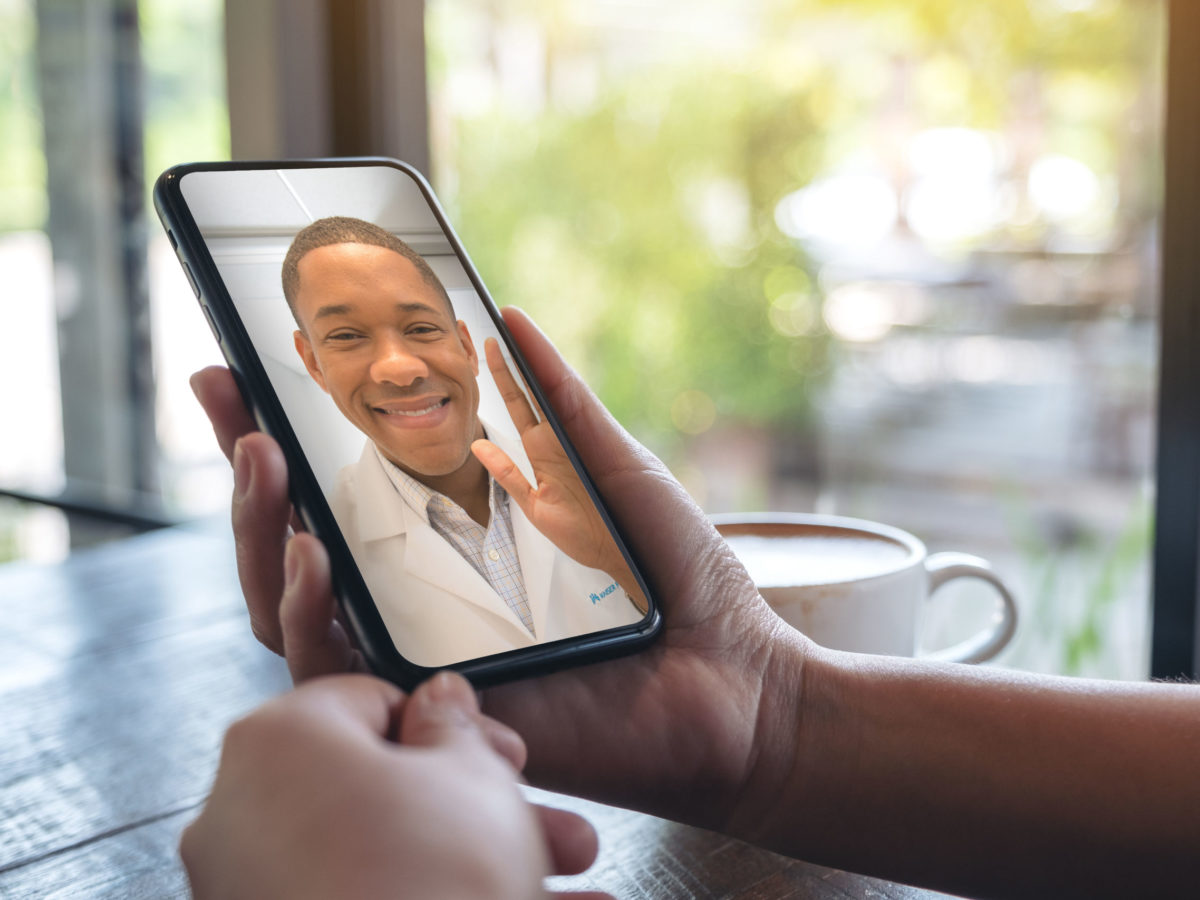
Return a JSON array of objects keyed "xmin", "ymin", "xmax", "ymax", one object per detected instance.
[{"xmin": 384, "ymin": 446, "xmax": 474, "ymax": 479}]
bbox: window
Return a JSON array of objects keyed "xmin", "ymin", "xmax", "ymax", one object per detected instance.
[
  {"xmin": 6, "ymin": 0, "xmax": 1185, "ymax": 679},
  {"xmin": 426, "ymin": 0, "xmax": 1166, "ymax": 678},
  {"xmin": 0, "ymin": 0, "xmax": 229, "ymax": 561}
]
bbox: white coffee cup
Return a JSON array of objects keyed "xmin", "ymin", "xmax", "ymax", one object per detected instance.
[{"xmin": 714, "ymin": 513, "xmax": 1018, "ymax": 663}]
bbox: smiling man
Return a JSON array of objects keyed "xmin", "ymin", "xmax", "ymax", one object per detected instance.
[{"xmin": 282, "ymin": 216, "xmax": 644, "ymax": 666}]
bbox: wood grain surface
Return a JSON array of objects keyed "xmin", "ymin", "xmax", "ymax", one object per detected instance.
[{"xmin": 0, "ymin": 521, "xmax": 958, "ymax": 899}]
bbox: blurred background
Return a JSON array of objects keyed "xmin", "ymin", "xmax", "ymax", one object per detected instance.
[{"xmin": 0, "ymin": 0, "xmax": 1169, "ymax": 678}]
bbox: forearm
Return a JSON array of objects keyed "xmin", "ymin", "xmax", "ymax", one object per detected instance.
[{"xmin": 736, "ymin": 645, "xmax": 1200, "ymax": 898}]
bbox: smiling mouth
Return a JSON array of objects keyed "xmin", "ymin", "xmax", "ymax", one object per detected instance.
[{"xmin": 373, "ymin": 397, "xmax": 450, "ymax": 417}]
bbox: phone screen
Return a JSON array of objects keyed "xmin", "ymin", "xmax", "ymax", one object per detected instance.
[{"xmin": 171, "ymin": 162, "xmax": 653, "ymax": 673}]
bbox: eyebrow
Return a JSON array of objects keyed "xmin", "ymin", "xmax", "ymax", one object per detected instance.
[
  {"xmin": 313, "ymin": 303, "xmax": 353, "ymax": 321},
  {"xmin": 312, "ymin": 300, "xmax": 443, "ymax": 321}
]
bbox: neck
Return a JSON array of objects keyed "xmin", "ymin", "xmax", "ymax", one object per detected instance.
[
  {"xmin": 382, "ymin": 419, "xmax": 491, "ymax": 526},
  {"xmin": 416, "ymin": 454, "xmax": 491, "ymax": 527}
]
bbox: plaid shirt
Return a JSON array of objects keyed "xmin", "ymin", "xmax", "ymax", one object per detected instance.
[{"xmin": 375, "ymin": 446, "xmax": 535, "ymax": 636}]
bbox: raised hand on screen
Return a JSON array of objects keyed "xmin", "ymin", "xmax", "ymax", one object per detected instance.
[{"xmin": 471, "ymin": 337, "xmax": 646, "ymax": 612}]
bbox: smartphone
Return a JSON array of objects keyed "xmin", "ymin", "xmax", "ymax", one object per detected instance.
[{"xmin": 155, "ymin": 158, "xmax": 661, "ymax": 688}]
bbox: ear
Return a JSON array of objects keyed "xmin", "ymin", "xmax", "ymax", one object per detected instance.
[
  {"xmin": 294, "ymin": 330, "xmax": 329, "ymax": 393},
  {"xmin": 456, "ymin": 320, "xmax": 479, "ymax": 377}
]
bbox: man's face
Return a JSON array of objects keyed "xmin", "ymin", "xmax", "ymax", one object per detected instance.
[{"xmin": 292, "ymin": 242, "xmax": 482, "ymax": 480}]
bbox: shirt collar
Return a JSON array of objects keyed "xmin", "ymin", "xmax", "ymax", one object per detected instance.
[{"xmin": 373, "ymin": 444, "xmax": 509, "ymax": 526}]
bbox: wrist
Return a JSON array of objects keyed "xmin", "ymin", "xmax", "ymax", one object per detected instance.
[
  {"xmin": 723, "ymin": 636, "xmax": 856, "ymax": 851},
  {"xmin": 602, "ymin": 552, "xmax": 639, "ymax": 597}
]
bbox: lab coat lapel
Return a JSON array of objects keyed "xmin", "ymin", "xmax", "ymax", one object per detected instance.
[
  {"xmin": 355, "ymin": 444, "xmax": 535, "ymax": 645},
  {"xmin": 396, "ymin": 507, "xmax": 530, "ymax": 643},
  {"xmin": 349, "ymin": 442, "xmax": 407, "ymax": 543},
  {"xmin": 511, "ymin": 500, "xmax": 554, "ymax": 641}
]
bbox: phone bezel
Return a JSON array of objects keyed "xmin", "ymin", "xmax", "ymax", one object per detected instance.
[{"xmin": 154, "ymin": 157, "xmax": 662, "ymax": 688}]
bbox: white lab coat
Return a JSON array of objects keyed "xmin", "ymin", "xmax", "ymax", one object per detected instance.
[{"xmin": 329, "ymin": 427, "xmax": 642, "ymax": 667}]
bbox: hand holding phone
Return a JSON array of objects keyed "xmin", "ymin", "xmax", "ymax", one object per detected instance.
[{"xmin": 190, "ymin": 307, "xmax": 790, "ymax": 830}]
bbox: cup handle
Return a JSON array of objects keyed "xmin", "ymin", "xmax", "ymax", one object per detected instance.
[{"xmin": 920, "ymin": 552, "xmax": 1018, "ymax": 664}]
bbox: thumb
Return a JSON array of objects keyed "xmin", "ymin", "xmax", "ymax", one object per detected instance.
[
  {"xmin": 472, "ymin": 439, "xmax": 537, "ymax": 511},
  {"xmin": 400, "ymin": 676, "xmax": 480, "ymax": 748},
  {"xmin": 401, "ymin": 672, "xmax": 530, "ymax": 770},
  {"xmin": 399, "ymin": 671, "xmax": 490, "ymax": 751}
]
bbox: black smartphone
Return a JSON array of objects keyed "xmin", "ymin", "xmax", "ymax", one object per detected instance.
[{"xmin": 155, "ymin": 158, "xmax": 661, "ymax": 688}]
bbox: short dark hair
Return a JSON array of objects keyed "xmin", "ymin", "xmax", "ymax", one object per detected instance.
[{"xmin": 281, "ymin": 215, "xmax": 453, "ymax": 326}]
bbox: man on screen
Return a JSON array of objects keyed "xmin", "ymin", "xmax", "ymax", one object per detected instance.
[{"xmin": 282, "ymin": 216, "xmax": 644, "ymax": 666}]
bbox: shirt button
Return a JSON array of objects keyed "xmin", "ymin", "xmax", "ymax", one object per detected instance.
[{"xmin": 487, "ymin": 549, "xmax": 500, "ymax": 561}]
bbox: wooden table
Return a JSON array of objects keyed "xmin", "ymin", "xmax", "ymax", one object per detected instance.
[{"xmin": 0, "ymin": 522, "xmax": 959, "ymax": 898}]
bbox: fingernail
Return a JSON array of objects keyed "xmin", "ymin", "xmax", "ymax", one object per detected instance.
[
  {"xmin": 233, "ymin": 439, "xmax": 250, "ymax": 498},
  {"xmin": 283, "ymin": 538, "xmax": 301, "ymax": 591},
  {"xmin": 424, "ymin": 671, "xmax": 476, "ymax": 713}
]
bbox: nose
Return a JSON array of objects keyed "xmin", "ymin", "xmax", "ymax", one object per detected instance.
[{"xmin": 368, "ymin": 334, "xmax": 429, "ymax": 387}]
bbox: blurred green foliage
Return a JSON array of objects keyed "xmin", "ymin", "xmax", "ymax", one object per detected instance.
[
  {"xmin": 0, "ymin": 1, "xmax": 45, "ymax": 231},
  {"xmin": 140, "ymin": 0, "xmax": 229, "ymax": 185},
  {"xmin": 433, "ymin": 0, "xmax": 1160, "ymax": 450},
  {"xmin": 449, "ymin": 68, "xmax": 833, "ymax": 449},
  {"xmin": 0, "ymin": 0, "xmax": 227, "ymax": 235},
  {"xmin": 0, "ymin": 0, "xmax": 1159, "ymax": 451},
  {"xmin": 1005, "ymin": 487, "xmax": 1153, "ymax": 677}
]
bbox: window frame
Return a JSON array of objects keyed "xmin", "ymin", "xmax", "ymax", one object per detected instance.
[{"xmin": 1150, "ymin": 0, "xmax": 1200, "ymax": 679}]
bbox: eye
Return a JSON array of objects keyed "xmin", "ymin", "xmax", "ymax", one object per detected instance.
[
  {"xmin": 324, "ymin": 330, "xmax": 365, "ymax": 343},
  {"xmin": 407, "ymin": 323, "xmax": 444, "ymax": 337}
]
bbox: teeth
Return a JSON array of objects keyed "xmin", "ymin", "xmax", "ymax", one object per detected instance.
[{"xmin": 379, "ymin": 400, "xmax": 444, "ymax": 417}]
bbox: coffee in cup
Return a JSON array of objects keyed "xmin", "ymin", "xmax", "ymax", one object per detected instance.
[{"xmin": 714, "ymin": 513, "xmax": 1017, "ymax": 663}]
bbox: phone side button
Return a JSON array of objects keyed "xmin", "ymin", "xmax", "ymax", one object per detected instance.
[
  {"xmin": 182, "ymin": 261, "xmax": 201, "ymax": 298},
  {"xmin": 201, "ymin": 305, "xmax": 222, "ymax": 343}
]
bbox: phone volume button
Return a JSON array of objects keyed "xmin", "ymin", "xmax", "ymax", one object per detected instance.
[
  {"xmin": 182, "ymin": 261, "xmax": 201, "ymax": 298},
  {"xmin": 201, "ymin": 305, "xmax": 221, "ymax": 343}
]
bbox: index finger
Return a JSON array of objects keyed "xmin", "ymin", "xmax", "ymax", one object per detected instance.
[
  {"xmin": 190, "ymin": 366, "xmax": 257, "ymax": 460},
  {"xmin": 485, "ymin": 337, "xmax": 540, "ymax": 434}
]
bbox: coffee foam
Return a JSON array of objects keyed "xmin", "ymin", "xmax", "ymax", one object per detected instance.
[{"xmin": 723, "ymin": 532, "xmax": 912, "ymax": 587}]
